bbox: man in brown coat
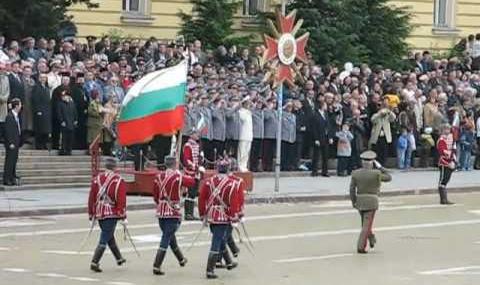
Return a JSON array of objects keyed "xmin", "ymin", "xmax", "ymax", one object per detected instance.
[{"xmin": 350, "ymin": 150, "xmax": 392, "ymax": 254}]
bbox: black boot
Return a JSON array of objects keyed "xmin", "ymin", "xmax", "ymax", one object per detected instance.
[
  {"xmin": 153, "ymin": 249, "xmax": 166, "ymax": 275},
  {"xmin": 172, "ymin": 247, "xmax": 188, "ymax": 267},
  {"xmin": 184, "ymin": 200, "xmax": 200, "ymax": 221},
  {"xmin": 368, "ymin": 234, "xmax": 377, "ymax": 249},
  {"xmin": 439, "ymin": 188, "xmax": 454, "ymax": 205},
  {"xmin": 215, "ymin": 254, "xmax": 226, "ymax": 269},
  {"xmin": 206, "ymin": 253, "xmax": 218, "ymax": 279},
  {"xmin": 90, "ymin": 245, "xmax": 106, "ymax": 273},
  {"xmin": 109, "ymin": 240, "xmax": 126, "ymax": 266},
  {"xmin": 227, "ymin": 236, "xmax": 240, "ymax": 258},
  {"xmin": 222, "ymin": 250, "xmax": 238, "ymax": 270}
]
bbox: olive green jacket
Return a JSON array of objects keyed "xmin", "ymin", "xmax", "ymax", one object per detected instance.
[{"xmin": 350, "ymin": 168, "xmax": 392, "ymax": 211}]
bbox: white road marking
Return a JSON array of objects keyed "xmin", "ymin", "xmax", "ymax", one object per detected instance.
[
  {"xmin": 2, "ymin": 268, "xmax": 30, "ymax": 273},
  {"xmin": 469, "ymin": 210, "xmax": 480, "ymax": 215},
  {"xmin": 311, "ymin": 201, "xmax": 402, "ymax": 209},
  {"xmin": 419, "ymin": 265, "xmax": 480, "ymax": 275},
  {"xmin": 36, "ymin": 273, "xmax": 68, "ymax": 278},
  {"xmin": 247, "ymin": 204, "xmax": 460, "ymax": 221},
  {"xmin": 0, "ymin": 220, "xmax": 55, "ymax": 228},
  {"xmin": 44, "ymin": 219, "xmax": 480, "ymax": 255},
  {"xmin": 106, "ymin": 282, "xmax": 136, "ymax": 285},
  {"xmin": 0, "ymin": 247, "xmax": 11, "ymax": 251},
  {"xmin": 69, "ymin": 276, "xmax": 100, "ymax": 282},
  {"xmin": 273, "ymin": 253, "xmax": 354, "ymax": 263},
  {"xmin": 0, "ymin": 204, "xmax": 457, "ymax": 239}
]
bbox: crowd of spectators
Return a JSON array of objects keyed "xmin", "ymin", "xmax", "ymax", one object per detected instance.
[{"xmin": 1, "ymin": 33, "xmax": 480, "ymax": 175}]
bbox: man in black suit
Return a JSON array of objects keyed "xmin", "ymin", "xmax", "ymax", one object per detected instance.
[
  {"xmin": 7, "ymin": 61, "xmax": 25, "ymax": 103},
  {"xmin": 3, "ymin": 99, "xmax": 22, "ymax": 186},
  {"xmin": 57, "ymin": 91, "xmax": 78, "ymax": 155},
  {"xmin": 311, "ymin": 101, "xmax": 333, "ymax": 177}
]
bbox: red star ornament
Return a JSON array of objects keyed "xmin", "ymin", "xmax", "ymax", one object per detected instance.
[{"xmin": 263, "ymin": 9, "xmax": 309, "ymax": 86}]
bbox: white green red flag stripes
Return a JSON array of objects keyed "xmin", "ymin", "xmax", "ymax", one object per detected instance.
[{"xmin": 117, "ymin": 60, "xmax": 187, "ymax": 146}]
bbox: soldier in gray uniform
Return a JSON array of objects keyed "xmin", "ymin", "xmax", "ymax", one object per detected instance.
[
  {"xmin": 211, "ymin": 96, "xmax": 227, "ymax": 158},
  {"xmin": 263, "ymin": 98, "xmax": 278, "ymax": 172},
  {"xmin": 250, "ymin": 98, "xmax": 264, "ymax": 172},
  {"xmin": 182, "ymin": 97, "xmax": 199, "ymax": 147},
  {"xmin": 281, "ymin": 101, "xmax": 297, "ymax": 171},
  {"xmin": 350, "ymin": 150, "xmax": 392, "ymax": 254},
  {"xmin": 225, "ymin": 97, "xmax": 241, "ymax": 158},
  {"xmin": 197, "ymin": 92, "xmax": 214, "ymax": 166}
]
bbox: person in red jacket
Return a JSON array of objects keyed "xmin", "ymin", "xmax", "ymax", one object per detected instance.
[
  {"xmin": 88, "ymin": 157, "xmax": 127, "ymax": 272},
  {"xmin": 198, "ymin": 158, "xmax": 245, "ymax": 279},
  {"xmin": 182, "ymin": 130, "xmax": 205, "ymax": 220},
  {"xmin": 437, "ymin": 124, "xmax": 456, "ymax": 205},
  {"xmin": 151, "ymin": 155, "xmax": 196, "ymax": 276}
]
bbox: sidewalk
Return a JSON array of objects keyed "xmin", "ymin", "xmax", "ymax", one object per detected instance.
[{"xmin": 0, "ymin": 170, "xmax": 479, "ymax": 217}]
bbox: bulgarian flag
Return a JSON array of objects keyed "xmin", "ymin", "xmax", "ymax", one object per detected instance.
[{"xmin": 117, "ymin": 60, "xmax": 187, "ymax": 146}]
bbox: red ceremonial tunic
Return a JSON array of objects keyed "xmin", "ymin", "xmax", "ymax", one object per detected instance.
[
  {"xmin": 182, "ymin": 138, "xmax": 200, "ymax": 177},
  {"xmin": 88, "ymin": 170, "xmax": 127, "ymax": 220},
  {"xmin": 198, "ymin": 174, "xmax": 245, "ymax": 224},
  {"xmin": 437, "ymin": 134, "xmax": 456, "ymax": 167},
  {"xmin": 153, "ymin": 169, "xmax": 196, "ymax": 219}
]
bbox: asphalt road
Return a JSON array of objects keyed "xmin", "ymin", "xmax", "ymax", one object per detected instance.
[{"xmin": 1, "ymin": 193, "xmax": 480, "ymax": 285}]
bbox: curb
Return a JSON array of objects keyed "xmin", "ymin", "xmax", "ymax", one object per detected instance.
[{"xmin": 0, "ymin": 186, "xmax": 478, "ymax": 218}]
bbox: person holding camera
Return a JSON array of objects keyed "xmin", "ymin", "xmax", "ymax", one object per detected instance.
[{"xmin": 369, "ymin": 99, "xmax": 396, "ymax": 165}]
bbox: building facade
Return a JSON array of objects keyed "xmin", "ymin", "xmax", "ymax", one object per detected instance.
[
  {"xmin": 68, "ymin": 0, "xmax": 272, "ymax": 41},
  {"xmin": 390, "ymin": 0, "xmax": 480, "ymax": 52},
  {"xmin": 69, "ymin": 0, "xmax": 480, "ymax": 52}
]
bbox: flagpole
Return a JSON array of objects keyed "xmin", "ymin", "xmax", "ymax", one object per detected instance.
[
  {"xmin": 274, "ymin": 2, "xmax": 286, "ymax": 193},
  {"xmin": 274, "ymin": 83, "xmax": 283, "ymax": 193}
]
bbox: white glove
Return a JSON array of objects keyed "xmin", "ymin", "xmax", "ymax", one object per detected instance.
[
  {"xmin": 61, "ymin": 122, "xmax": 66, "ymax": 127},
  {"xmin": 120, "ymin": 219, "xmax": 128, "ymax": 226},
  {"xmin": 9, "ymin": 144, "xmax": 15, "ymax": 150},
  {"xmin": 232, "ymin": 222, "xmax": 239, "ymax": 228},
  {"xmin": 373, "ymin": 160, "xmax": 382, "ymax": 169},
  {"xmin": 198, "ymin": 166, "xmax": 206, "ymax": 173},
  {"xmin": 314, "ymin": 140, "xmax": 320, "ymax": 146},
  {"xmin": 200, "ymin": 151, "xmax": 205, "ymax": 158}
]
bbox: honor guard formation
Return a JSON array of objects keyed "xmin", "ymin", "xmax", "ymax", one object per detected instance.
[{"xmin": 86, "ymin": 134, "xmax": 466, "ymax": 279}]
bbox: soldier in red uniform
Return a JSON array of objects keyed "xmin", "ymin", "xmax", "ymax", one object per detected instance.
[
  {"xmin": 182, "ymin": 130, "xmax": 205, "ymax": 220},
  {"xmin": 152, "ymin": 155, "xmax": 196, "ymax": 275},
  {"xmin": 216, "ymin": 158, "xmax": 242, "ymax": 268},
  {"xmin": 88, "ymin": 157, "xmax": 127, "ymax": 273},
  {"xmin": 199, "ymin": 158, "xmax": 245, "ymax": 279},
  {"xmin": 437, "ymin": 124, "xmax": 456, "ymax": 205}
]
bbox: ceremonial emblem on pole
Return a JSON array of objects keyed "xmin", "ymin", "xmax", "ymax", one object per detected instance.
[{"xmin": 263, "ymin": 9, "xmax": 309, "ymax": 86}]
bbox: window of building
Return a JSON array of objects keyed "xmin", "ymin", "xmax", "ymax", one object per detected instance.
[
  {"xmin": 434, "ymin": 0, "xmax": 456, "ymax": 29},
  {"xmin": 243, "ymin": 0, "xmax": 267, "ymax": 16},
  {"xmin": 122, "ymin": 0, "xmax": 148, "ymax": 15}
]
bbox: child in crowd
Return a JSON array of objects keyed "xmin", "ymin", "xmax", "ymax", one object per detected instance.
[
  {"xmin": 336, "ymin": 123, "xmax": 354, "ymax": 176},
  {"xmin": 406, "ymin": 126, "xmax": 416, "ymax": 169},
  {"xmin": 396, "ymin": 127, "xmax": 409, "ymax": 169}
]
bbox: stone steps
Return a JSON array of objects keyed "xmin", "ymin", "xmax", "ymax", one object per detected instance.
[{"xmin": 0, "ymin": 182, "xmax": 90, "ymax": 191}]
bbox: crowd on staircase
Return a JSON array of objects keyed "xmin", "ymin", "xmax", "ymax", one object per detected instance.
[{"xmin": 1, "ymin": 34, "xmax": 480, "ymax": 177}]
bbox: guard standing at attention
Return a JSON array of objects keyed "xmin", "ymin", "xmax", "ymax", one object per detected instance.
[
  {"xmin": 350, "ymin": 150, "xmax": 391, "ymax": 254},
  {"xmin": 436, "ymin": 124, "xmax": 456, "ymax": 205},
  {"xmin": 88, "ymin": 157, "xmax": 127, "ymax": 272},
  {"xmin": 151, "ymin": 155, "xmax": 196, "ymax": 275},
  {"xmin": 199, "ymin": 158, "xmax": 245, "ymax": 279},
  {"xmin": 182, "ymin": 129, "xmax": 205, "ymax": 220}
]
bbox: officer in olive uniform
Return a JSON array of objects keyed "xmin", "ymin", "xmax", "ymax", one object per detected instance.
[{"xmin": 350, "ymin": 150, "xmax": 392, "ymax": 254}]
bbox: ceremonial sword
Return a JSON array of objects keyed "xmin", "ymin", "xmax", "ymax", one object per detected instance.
[{"xmin": 122, "ymin": 222, "xmax": 140, "ymax": 257}]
